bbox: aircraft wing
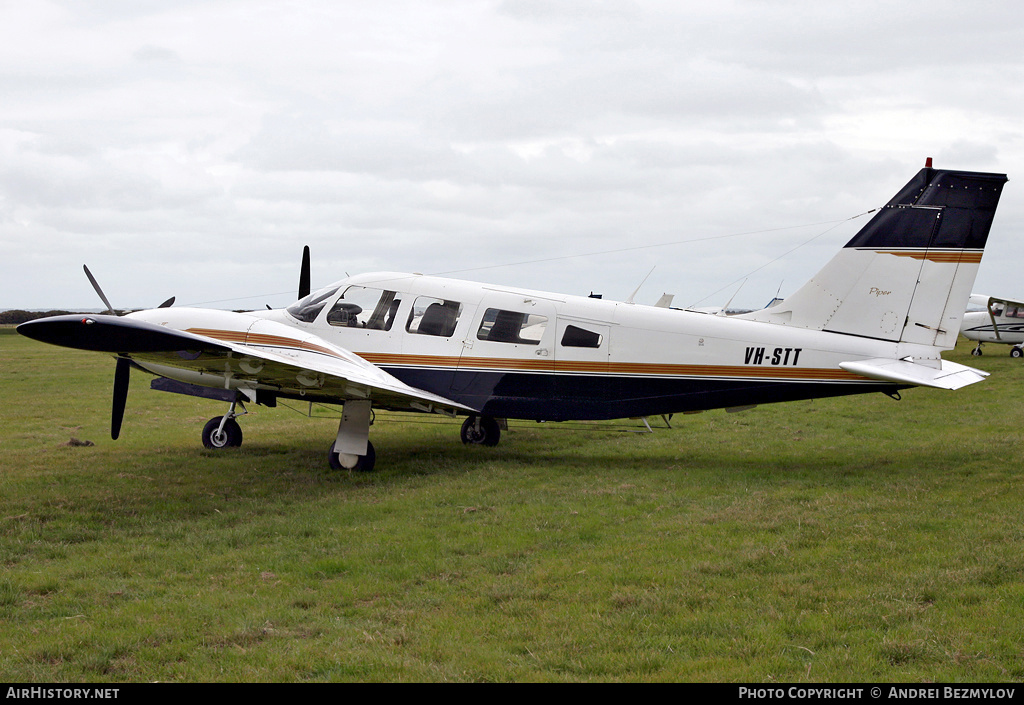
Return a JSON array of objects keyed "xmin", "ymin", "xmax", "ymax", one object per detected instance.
[
  {"xmin": 838, "ymin": 357, "xmax": 988, "ymax": 390},
  {"xmin": 17, "ymin": 314, "xmax": 473, "ymax": 414}
]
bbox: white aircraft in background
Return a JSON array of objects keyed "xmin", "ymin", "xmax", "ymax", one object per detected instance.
[
  {"xmin": 960, "ymin": 294, "xmax": 1024, "ymax": 357},
  {"xmin": 18, "ymin": 161, "xmax": 1008, "ymax": 472}
]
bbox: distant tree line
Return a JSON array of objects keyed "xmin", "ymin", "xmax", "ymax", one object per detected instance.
[{"xmin": 0, "ymin": 310, "xmax": 80, "ymax": 325}]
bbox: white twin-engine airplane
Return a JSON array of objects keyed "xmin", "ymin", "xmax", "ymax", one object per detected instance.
[
  {"xmin": 18, "ymin": 162, "xmax": 1008, "ymax": 472},
  {"xmin": 960, "ymin": 293, "xmax": 1024, "ymax": 357}
]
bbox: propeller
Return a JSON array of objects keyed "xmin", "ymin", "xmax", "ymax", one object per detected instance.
[
  {"xmin": 112, "ymin": 358, "xmax": 130, "ymax": 440},
  {"xmin": 82, "ymin": 265, "xmax": 174, "ymax": 439},
  {"xmin": 84, "ymin": 265, "xmax": 116, "ymax": 315},
  {"xmin": 299, "ymin": 245, "xmax": 311, "ymax": 300},
  {"xmin": 84, "ymin": 264, "xmax": 176, "ymax": 314}
]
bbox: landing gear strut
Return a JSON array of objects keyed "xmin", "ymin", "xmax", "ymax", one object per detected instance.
[
  {"xmin": 327, "ymin": 399, "xmax": 377, "ymax": 472},
  {"xmin": 202, "ymin": 398, "xmax": 246, "ymax": 449}
]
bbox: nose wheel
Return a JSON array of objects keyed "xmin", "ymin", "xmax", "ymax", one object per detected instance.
[
  {"xmin": 327, "ymin": 399, "xmax": 376, "ymax": 472},
  {"xmin": 327, "ymin": 439, "xmax": 376, "ymax": 472}
]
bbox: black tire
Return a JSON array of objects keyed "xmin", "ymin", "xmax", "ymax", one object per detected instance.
[
  {"xmin": 972, "ymin": 347, "xmax": 983, "ymax": 356},
  {"xmin": 460, "ymin": 415, "xmax": 501, "ymax": 447},
  {"xmin": 1012, "ymin": 347, "xmax": 1023, "ymax": 358},
  {"xmin": 327, "ymin": 440, "xmax": 376, "ymax": 472},
  {"xmin": 202, "ymin": 417, "xmax": 243, "ymax": 449}
]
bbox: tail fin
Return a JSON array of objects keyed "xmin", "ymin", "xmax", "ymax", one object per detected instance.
[{"xmin": 740, "ymin": 164, "xmax": 1008, "ymax": 349}]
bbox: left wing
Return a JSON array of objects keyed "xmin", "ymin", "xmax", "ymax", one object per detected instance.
[{"xmin": 17, "ymin": 312, "xmax": 473, "ymax": 415}]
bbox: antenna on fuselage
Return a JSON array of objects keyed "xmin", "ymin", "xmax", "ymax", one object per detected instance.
[
  {"xmin": 625, "ymin": 266, "xmax": 656, "ymax": 304},
  {"xmin": 716, "ymin": 279, "xmax": 745, "ymax": 316}
]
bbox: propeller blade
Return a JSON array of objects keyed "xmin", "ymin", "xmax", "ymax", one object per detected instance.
[
  {"xmin": 158, "ymin": 296, "xmax": 175, "ymax": 308},
  {"xmin": 112, "ymin": 358, "xmax": 130, "ymax": 440},
  {"xmin": 298, "ymin": 245, "xmax": 311, "ymax": 300},
  {"xmin": 84, "ymin": 265, "xmax": 117, "ymax": 315}
]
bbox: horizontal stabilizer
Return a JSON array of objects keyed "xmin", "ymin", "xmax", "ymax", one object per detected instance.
[{"xmin": 839, "ymin": 357, "xmax": 988, "ymax": 390}]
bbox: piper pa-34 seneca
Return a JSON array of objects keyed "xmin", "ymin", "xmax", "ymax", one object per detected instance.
[
  {"xmin": 960, "ymin": 294, "xmax": 1024, "ymax": 357},
  {"xmin": 18, "ymin": 161, "xmax": 1009, "ymax": 472}
]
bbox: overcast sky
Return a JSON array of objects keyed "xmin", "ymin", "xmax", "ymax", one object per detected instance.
[{"xmin": 3, "ymin": 0, "xmax": 1023, "ymax": 311}]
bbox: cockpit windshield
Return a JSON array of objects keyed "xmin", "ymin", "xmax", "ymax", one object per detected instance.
[{"xmin": 286, "ymin": 286, "xmax": 341, "ymax": 323}]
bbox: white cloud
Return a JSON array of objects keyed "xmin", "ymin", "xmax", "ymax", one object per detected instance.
[{"xmin": 2, "ymin": 0, "xmax": 1023, "ymax": 311}]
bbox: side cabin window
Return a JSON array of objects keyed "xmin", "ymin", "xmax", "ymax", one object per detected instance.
[
  {"xmin": 476, "ymin": 309, "xmax": 548, "ymax": 345},
  {"xmin": 561, "ymin": 324, "xmax": 603, "ymax": 349},
  {"xmin": 286, "ymin": 286, "xmax": 340, "ymax": 323},
  {"xmin": 407, "ymin": 296, "xmax": 463, "ymax": 337},
  {"xmin": 992, "ymin": 305, "xmax": 1004, "ymax": 317},
  {"xmin": 326, "ymin": 286, "xmax": 402, "ymax": 330},
  {"xmin": 1005, "ymin": 306, "xmax": 1024, "ymax": 319}
]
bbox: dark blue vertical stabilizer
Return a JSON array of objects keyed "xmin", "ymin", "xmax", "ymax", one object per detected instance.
[{"xmin": 844, "ymin": 168, "xmax": 1007, "ymax": 251}]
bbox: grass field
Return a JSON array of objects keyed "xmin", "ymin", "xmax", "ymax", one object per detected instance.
[{"xmin": 2, "ymin": 325, "xmax": 1023, "ymax": 682}]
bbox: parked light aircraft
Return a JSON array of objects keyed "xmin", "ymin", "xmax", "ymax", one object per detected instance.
[
  {"xmin": 17, "ymin": 162, "xmax": 1008, "ymax": 472},
  {"xmin": 960, "ymin": 293, "xmax": 1024, "ymax": 357}
]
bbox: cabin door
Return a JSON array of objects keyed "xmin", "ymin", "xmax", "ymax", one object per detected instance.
[{"xmin": 451, "ymin": 294, "xmax": 556, "ymax": 415}]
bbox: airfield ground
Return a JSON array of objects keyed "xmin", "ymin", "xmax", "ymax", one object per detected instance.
[{"xmin": 2, "ymin": 326, "xmax": 1023, "ymax": 682}]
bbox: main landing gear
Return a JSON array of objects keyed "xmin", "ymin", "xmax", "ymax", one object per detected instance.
[
  {"xmin": 971, "ymin": 342, "xmax": 1024, "ymax": 357},
  {"xmin": 461, "ymin": 415, "xmax": 501, "ymax": 447},
  {"xmin": 199, "ymin": 399, "xmax": 503, "ymax": 473},
  {"xmin": 201, "ymin": 398, "xmax": 246, "ymax": 449}
]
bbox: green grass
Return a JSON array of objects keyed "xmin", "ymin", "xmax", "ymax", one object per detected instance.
[{"xmin": 2, "ymin": 325, "xmax": 1024, "ymax": 682}]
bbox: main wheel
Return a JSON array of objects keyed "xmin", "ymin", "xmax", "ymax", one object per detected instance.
[
  {"xmin": 202, "ymin": 416, "xmax": 243, "ymax": 449},
  {"xmin": 1011, "ymin": 347, "xmax": 1023, "ymax": 358},
  {"xmin": 460, "ymin": 415, "xmax": 501, "ymax": 446},
  {"xmin": 327, "ymin": 440, "xmax": 376, "ymax": 472}
]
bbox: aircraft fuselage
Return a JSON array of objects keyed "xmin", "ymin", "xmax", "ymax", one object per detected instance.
[
  {"xmin": 960, "ymin": 309, "xmax": 1024, "ymax": 346},
  {"xmin": 131, "ymin": 271, "xmax": 907, "ymax": 421}
]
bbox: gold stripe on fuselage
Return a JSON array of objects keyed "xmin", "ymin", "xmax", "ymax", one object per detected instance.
[
  {"xmin": 187, "ymin": 329, "xmax": 871, "ymax": 384},
  {"xmin": 359, "ymin": 353, "xmax": 868, "ymax": 383}
]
